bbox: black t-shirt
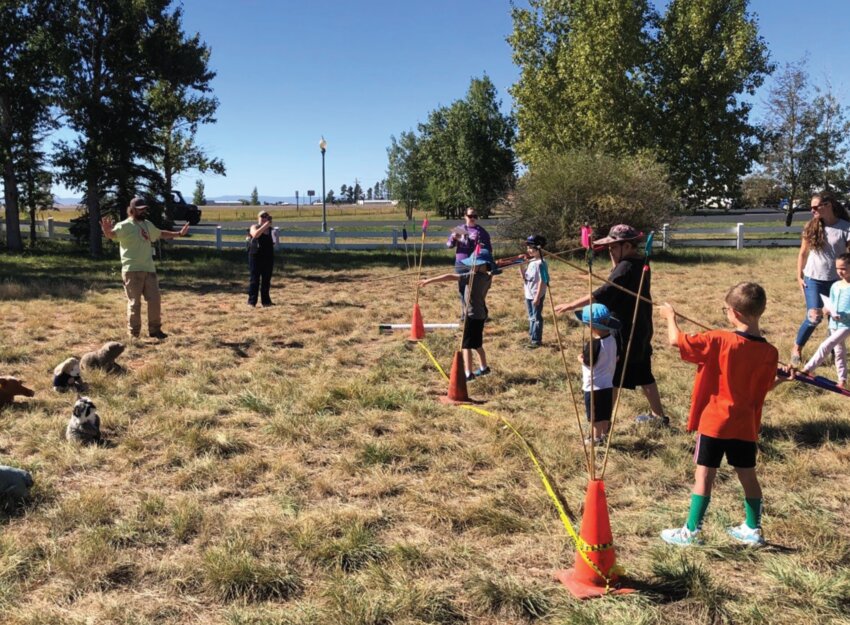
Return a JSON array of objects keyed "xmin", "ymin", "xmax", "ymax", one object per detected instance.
[
  {"xmin": 250, "ymin": 230, "xmax": 274, "ymax": 258},
  {"xmin": 592, "ymin": 256, "xmax": 653, "ymax": 362}
]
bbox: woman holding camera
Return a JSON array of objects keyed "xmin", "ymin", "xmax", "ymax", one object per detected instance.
[{"xmin": 247, "ymin": 210, "xmax": 277, "ymax": 307}]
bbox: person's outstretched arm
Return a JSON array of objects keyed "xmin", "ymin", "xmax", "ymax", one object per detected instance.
[
  {"xmin": 419, "ymin": 273, "xmax": 461, "ymax": 287},
  {"xmin": 160, "ymin": 222, "xmax": 190, "ymax": 240},
  {"xmin": 658, "ymin": 303, "xmax": 681, "ymax": 346}
]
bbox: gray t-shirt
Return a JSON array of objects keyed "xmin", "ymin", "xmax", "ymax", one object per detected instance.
[
  {"xmin": 804, "ymin": 219, "xmax": 850, "ymax": 281},
  {"xmin": 462, "ymin": 272, "xmax": 492, "ymax": 319}
]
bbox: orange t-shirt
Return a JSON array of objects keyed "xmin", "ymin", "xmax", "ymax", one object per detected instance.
[{"xmin": 678, "ymin": 330, "xmax": 778, "ymax": 442}]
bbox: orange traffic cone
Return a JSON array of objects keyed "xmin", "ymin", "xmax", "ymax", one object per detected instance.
[
  {"xmin": 409, "ymin": 303, "xmax": 426, "ymax": 341},
  {"xmin": 555, "ymin": 479, "xmax": 633, "ymax": 598},
  {"xmin": 439, "ymin": 350, "xmax": 471, "ymax": 404}
]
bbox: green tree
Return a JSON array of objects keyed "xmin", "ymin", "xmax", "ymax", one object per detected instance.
[
  {"xmin": 366, "ymin": 187, "xmax": 373, "ymax": 200},
  {"xmin": 807, "ymin": 85, "xmax": 850, "ymax": 194},
  {"xmin": 760, "ymin": 61, "xmax": 819, "ymax": 219},
  {"xmin": 54, "ymin": 1, "xmax": 186, "ymax": 255},
  {"xmin": 387, "ymin": 130, "xmax": 427, "ymax": 220},
  {"xmin": 741, "ymin": 173, "xmax": 784, "ymax": 209},
  {"xmin": 508, "ymin": 0, "xmax": 653, "ymax": 166},
  {"xmin": 0, "ymin": 0, "xmax": 61, "ymax": 252},
  {"xmin": 507, "ymin": 150, "xmax": 676, "ymax": 246},
  {"xmin": 340, "ymin": 184, "xmax": 348, "ymax": 202},
  {"xmin": 325, "ymin": 189, "xmax": 335, "ymax": 204},
  {"xmin": 650, "ymin": 0, "xmax": 771, "ymax": 209},
  {"xmin": 193, "ymin": 179, "xmax": 206, "ymax": 205},
  {"xmin": 353, "ymin": 180, "xmax": 363, "ymax": 202},
  {"xmin": 417, "ymin": 76, "xmax": 516, "ymax": 218},
  {"xmin": 250, "ymin": 186, "xmax": 259, "ymax": 205}
]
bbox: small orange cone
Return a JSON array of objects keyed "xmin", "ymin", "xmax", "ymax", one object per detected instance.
[
  {"xmin": 409, "ymin": 303, "xmax": 426, "ymax": 341},
  {"xmin": 439, "ymin": 350, "xmax": 471, "ymax": 404},
  {"xmin": 555, "ymin": 479, "xmax": 633, "ymax": 598}
]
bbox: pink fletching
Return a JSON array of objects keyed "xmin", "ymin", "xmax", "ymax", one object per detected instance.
[
  {"xmin": 422, "ymin": 218, "xmax": 429, "ymax": 232},
  {"xmin": 474, "ymin": 243, "xmax": 481, "ymax": 256},
  {"xmin": 580, "ymin": 226, "xmax": 592, "ymax": 249}
]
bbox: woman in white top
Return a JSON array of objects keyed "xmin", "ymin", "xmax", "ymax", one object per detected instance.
[{"xmin": 791, "ymin": 192, "xmax": 850, "ymax": 365}]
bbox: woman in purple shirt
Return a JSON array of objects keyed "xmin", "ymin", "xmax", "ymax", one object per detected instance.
[{"xmin": 447, "ymin": 208, "xmax": 493, "ymax": 312}]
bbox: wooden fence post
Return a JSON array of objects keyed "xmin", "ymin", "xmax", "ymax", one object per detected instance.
[
  {"xmin": 216, "ymin": 225, "xmax": 222, "ymax": 250},
  {"xmin": 47, "ymin": 217, "xmax": 54, "ymax": 239},
  {"xmin": 329, "ymin": 227, "xmax": 336, "ymax": 250},
  {"xmin": 736, "ymin": 222, "xmax": 745, "ymax": 250},
  {"xmin": 392, "ymin": 228, "xmax": 398, "ymax": 248},
  {"xmin": 662, "ymin": 223, "xmax": 669, "ymax": 251}
]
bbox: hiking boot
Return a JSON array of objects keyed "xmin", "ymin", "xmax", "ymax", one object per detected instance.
[
  {"xmin": 149, "ymin": 330, "xmax": 168, "ymax": 340},
  {"xmin": 726, "ymin": 523, "xmax": 765, "ymax": 546},
  {"xmin": 660, "ymin": 526, "xmax": 701, "ymax": 546}
]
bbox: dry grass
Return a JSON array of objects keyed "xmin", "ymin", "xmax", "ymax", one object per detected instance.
[{"xmin": 0, "ymin": 244, "xmax": 848, "ymax": 624}]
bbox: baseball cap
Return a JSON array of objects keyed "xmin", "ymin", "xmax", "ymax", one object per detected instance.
[
  {"xmin": 593, "ymin": 224, "xmax": 642, "ymax": 247},
  {"xmin": 574, "ymin": 303, "xmax": 621, "ymax": 332},
  {"xmin": 526, "ymin": 234, "xmax": 546, "ymax": 248},
  {"xmin": 128, "ymin": 197, "xmax": 148, "ymax": 212}
]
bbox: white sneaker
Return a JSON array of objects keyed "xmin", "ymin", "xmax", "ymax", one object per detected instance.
[
  {"xmin": 660, "ymin": 525, "xmax": 701, "ymax": 546},
  {"xmin": 726, "ymin": 523, "xmax": 765, "ymax": 546}
]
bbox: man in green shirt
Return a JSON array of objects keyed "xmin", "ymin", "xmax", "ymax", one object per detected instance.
[{"xmin": 100, "ymin": 197, "xmax": 190, "ymax": 339}]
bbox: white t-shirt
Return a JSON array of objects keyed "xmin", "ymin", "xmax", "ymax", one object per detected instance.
[
  {"xmin": 582, "ymin": 333, "xmax": 618, "ymax": 391},
  {"xmin": 804, "ymin": 219, "xmax": 850, "ymax": 281},
  {"xmin": 523, "ymin": 259, "xmax": 546, "ymax": 300}
]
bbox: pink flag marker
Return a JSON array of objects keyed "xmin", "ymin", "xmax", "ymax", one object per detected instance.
[
  {"xmin": 422, "ymin": 218, "xmax": 429, "ymax": 233},
  {"xmin": 474, "ymin": 243, "xmax": 481, "ymax": 256},
  {"xmin": 580, "ymin": 225, "xmax": 592, "ymax": 249}
]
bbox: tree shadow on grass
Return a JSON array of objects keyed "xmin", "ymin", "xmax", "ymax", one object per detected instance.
[{"xmin": 760, "ymin": 418, "xmax": 850, "ymax": 447}]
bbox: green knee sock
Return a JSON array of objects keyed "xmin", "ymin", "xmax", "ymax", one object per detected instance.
[
  {"xmin": 744, "ymin": 498, "xmax": 762, "ymax": 529},
  {"xmin": 686, "ymin": 494, "xmax": 711, "ymax": 532}
]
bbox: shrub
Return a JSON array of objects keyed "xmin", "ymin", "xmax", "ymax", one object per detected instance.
[{"xmin": 504, "ymin": 150, "xmax": 677, "ymax": 249}]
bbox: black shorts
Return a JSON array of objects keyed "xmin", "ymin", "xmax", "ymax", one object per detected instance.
[
  {"xmin": 614, "ymin": 357, "xmax": 656, "ymax": 390},
  {"xmin": 694, "ymin": 434, "xmax": 757, "ymax": 469},
  {"xmin": 462, "ymin": 318, "xmax": 485, "ymax": 349},
  {"xmin": 583, "ymin": 388, "xmax": 613, "ymax": 423}
]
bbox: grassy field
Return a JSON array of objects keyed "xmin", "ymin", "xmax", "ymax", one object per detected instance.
[{"xmin": 0, "ymin": 243, "xmax": 848, "ymax": 625}]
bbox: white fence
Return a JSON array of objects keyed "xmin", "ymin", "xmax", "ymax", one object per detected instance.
[{"xmin": 1, "ymin": 218, "xmax": 802, "ymax": 251}]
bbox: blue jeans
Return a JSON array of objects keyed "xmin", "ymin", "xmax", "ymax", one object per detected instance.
[
  {"xmin": 526, "ymin": 295, "xmax": 545, "ymax": 344},
  {"xmin": 795, "ymin": 276, "xmax": 833, "ymax": 347}
]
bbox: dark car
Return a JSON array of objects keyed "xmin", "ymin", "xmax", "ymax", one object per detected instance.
[{"xmin": 167, "ymin": 190, "xmax": 202, "ymax": 225}]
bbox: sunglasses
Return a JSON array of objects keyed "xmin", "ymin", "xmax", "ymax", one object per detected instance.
[{"xmin": 466, "ymin": 214, "xmax": 478, "ymax": 219}]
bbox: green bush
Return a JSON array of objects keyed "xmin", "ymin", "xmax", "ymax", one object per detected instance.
[{"xmin": 505, "ymin": 150, "xmax": 677, "ymax": 249}]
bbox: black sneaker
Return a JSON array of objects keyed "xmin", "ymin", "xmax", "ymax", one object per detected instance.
[
  {"xmin": 473, "ymin": 366, "xmax": 491, "ymax": 376},
  {"xmin": 465, "ymin": 372, "xmax": 476, "ymax": 382},
  {"xmin": 149, "ymin": 330, "xmax": 168, "ymax": 340}
]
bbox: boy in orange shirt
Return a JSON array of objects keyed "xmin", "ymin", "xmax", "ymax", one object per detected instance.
[{"xmin": 659, "ymin": 283, "xmax": 779, "ymax": 546}]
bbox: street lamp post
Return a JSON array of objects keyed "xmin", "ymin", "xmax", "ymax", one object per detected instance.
[{"xmin": 319, "ymin": 137, "xmax": 327, "ymax": 233}]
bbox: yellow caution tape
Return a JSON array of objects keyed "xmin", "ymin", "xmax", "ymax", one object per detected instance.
[
  {"xmin": 417, "ymin": 341, "xmax": 450, "ymax": 381},
  {"xmin": 414, "ymin": 342, "xmax": 619, "ymax": 589},
  {"xmin": 460, "ymin": 405, "xmax": 614, "ymax": 588}
]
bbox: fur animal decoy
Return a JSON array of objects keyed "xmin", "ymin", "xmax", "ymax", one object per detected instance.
[
  {"xmin": 0, "ymin": 465, "xmax": 33, "ymax": 501},
  {"xmin": 0, "ymin": 377, "xmax": 35, "ymax": 407},
  {"xmin": 66, "ymin": 396, "xmax": 101, "ymax": 444},
  {"xmin": 80, "ymin": 342, "xmax": 125, "ymax": 373},
  {"xmin": 53, "ymin": 357, "xmax": 86, "ymax": 392}
]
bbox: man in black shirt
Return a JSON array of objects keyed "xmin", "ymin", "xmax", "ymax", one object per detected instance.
[{"xmin": 555, "ymin": 224, "xmax": 668, "ymax": 425}]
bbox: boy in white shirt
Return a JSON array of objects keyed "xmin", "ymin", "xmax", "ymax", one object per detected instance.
[{"xmin": 575, "ymin": 303, "xmax": 621, "ymax": 443}]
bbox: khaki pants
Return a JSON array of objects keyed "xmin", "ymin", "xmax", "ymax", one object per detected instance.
[{"xmin": 122, "ymin": 271, "xmax": 161, "ymax": 336}]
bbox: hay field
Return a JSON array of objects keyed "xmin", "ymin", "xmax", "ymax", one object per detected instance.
[{"xmin": 0, "ymin": 244, "xmax": 848, "ymax": 625}]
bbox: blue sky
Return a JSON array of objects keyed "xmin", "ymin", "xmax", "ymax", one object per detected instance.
[{"xmin": 53, "ymin": 0, "xmax": 850, "ymax": 200}]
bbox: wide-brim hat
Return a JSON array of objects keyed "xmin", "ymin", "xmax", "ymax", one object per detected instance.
[
  {"xmin": 593, "ymin": 224, "xmax": 642, "ymax": 247},
  {"xmin": 461, "ymin": 249, "xmax": 495, "ymax": 267},
  {"xmin": 575, "ymin": 303, "xmax": 621, "ymax": 331}
]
